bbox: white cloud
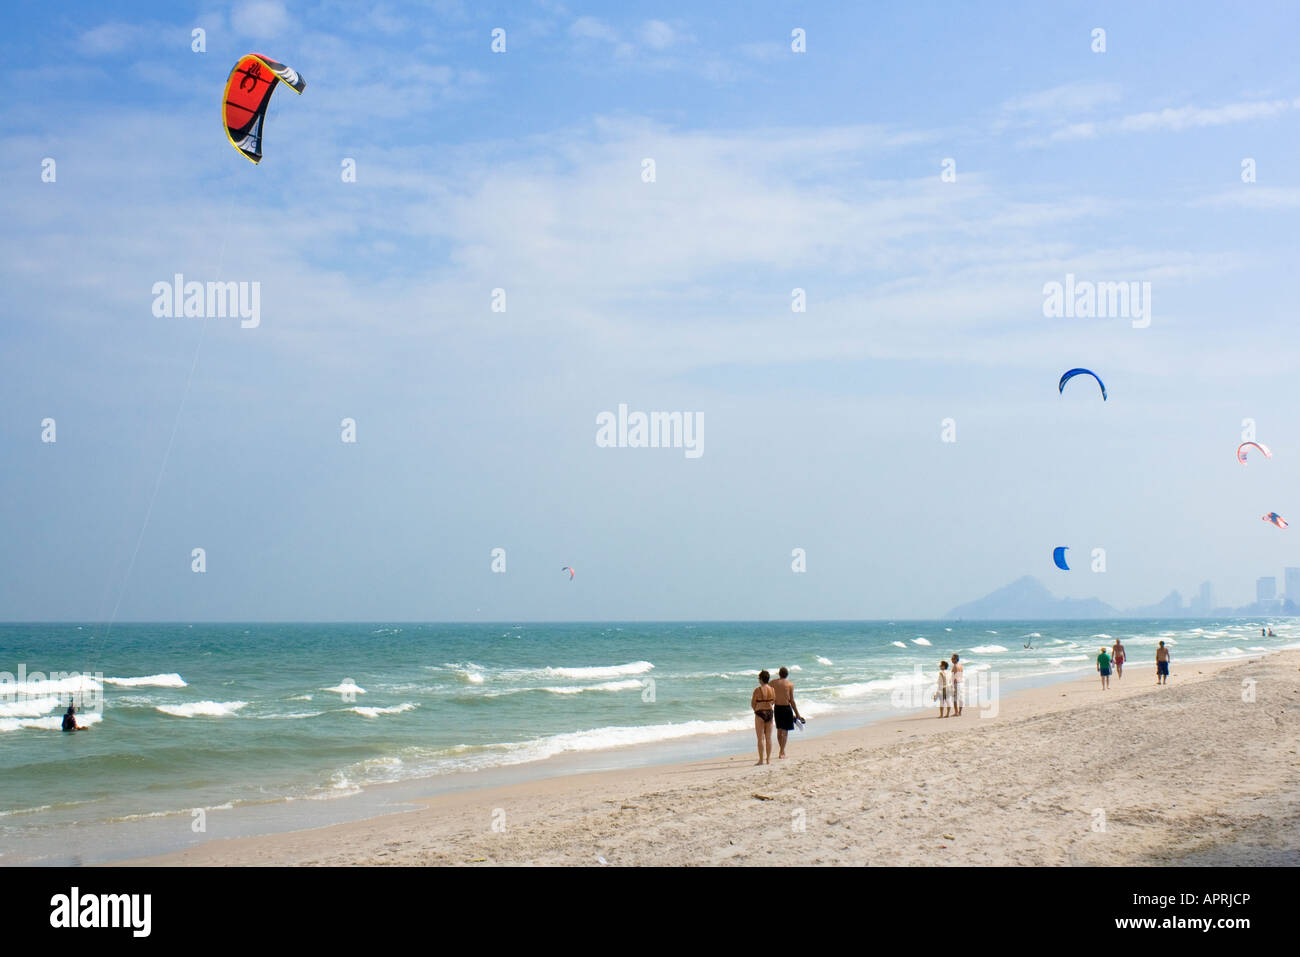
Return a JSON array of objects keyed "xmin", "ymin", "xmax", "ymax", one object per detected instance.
[
  {"xmin": 569, "ymin": 16, "xmax": 620, "ymax": 44},
  {"xmin": 640, "ymin": 20, "xmax": 677, "ymax": 50},
  {"xmin": 738, "ymin": 41, "xmax": 786, "ymax": 63},
  {"xmin": 1000, "ymin": 82, "xmax": 1122, "ymax": 117},
  {"xmin": 1195, "ymin": 186, "xmax": 1300, "ymax": 209},
  {"xmin": 1117, "ymin": 98, "xmax": 1292, "ymax": 132},
  {"xmin": 1048, "ymin": 122, "xmax": 1099, "ymax": 142},
  {"xmin": 76, "ymin": 22, "xmax": 156, "ymax": 55},
  {"xmin": 1018, "ymin": 95, "xmax": 1296, "ymax": 147},
  {"xmin": 231, "ymin": 0, "xmax": 291, "ymax": 39}
]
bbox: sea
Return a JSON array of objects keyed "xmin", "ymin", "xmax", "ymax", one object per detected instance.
[{"xmin": 1, "ymin": 619, "xmax": 1294, "ymax": 865}]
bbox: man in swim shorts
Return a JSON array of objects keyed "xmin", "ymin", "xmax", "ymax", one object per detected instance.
[
  {"xmin": 949, "ymin": 653, "xmax": 964, "ymax": 716},
  {"xmin": 771, "ymin": 667, "xmax": 804, "ymax": 759},
  {"xmin": 1096, "ymin": 647, "xmax": 1111, "ymax": 690},
  {"xmin": 1111, "ymin": 638, "xmax": 1125, "ymax": 680},
  {"xmin": 1156, "ymin": 641, "xmax": 1170, "ymax": 685}
]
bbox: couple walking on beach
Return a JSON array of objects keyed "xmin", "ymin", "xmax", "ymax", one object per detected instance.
[
  {"xmin": 934, "ymin": 654, "xmax": 963, "ymax": 717},
  {"xmin": 751, "ymin": 668, "xmax": 805, "ymax": 764},
  {"xmin": 1096, "ymin": 638, "xmax": 1126, "ymax": 689}
]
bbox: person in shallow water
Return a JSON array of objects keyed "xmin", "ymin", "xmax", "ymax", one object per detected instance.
[
  {"xmin": 751, "ymin": 670, "xmax": 775, "ymax": 765},
  {"xmin": 61, "ymin": 701, "xmax": 80, "ymax": 732}
]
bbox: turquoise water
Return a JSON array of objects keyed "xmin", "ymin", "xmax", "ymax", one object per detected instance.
[{"xmin": 1, "ymin": 619, "xmax": 1294, "ymax": 863}]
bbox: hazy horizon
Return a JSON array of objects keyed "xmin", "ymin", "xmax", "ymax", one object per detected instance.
[{"xmin": 5, "ymin": 1, "xmax": 1300, "ymax": 622}]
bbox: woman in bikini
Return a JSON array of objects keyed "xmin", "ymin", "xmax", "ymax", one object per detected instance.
[{"xmin": 752, "ymin": 670, "xmax": 776, "ymax": 765}]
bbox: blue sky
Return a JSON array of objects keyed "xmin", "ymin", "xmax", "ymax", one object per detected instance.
[{"xmin": 3, "ymin": 1, "xmax": 1300, "ymax": 620}]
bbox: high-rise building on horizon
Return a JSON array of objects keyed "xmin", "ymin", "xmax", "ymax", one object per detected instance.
[
  {"xmin": 1257, "ymin": 576, "xmax": 1277, "ymax": 602},
  {"xmin": 1286, "ymin": 568, "xmax": 1300, "ymax": 604},
  {"xmin": 1196, "ymin": 580, "xmax": 1213, "ymax": 613}
]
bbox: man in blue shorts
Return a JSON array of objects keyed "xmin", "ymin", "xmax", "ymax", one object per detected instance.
[{"xmin": 1156, "ymin": 641, "xmax": 1170, "ymax": 685}]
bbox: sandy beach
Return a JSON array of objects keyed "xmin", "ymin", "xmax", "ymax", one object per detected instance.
[{"xmin": 122, "ymin": 651, "xmax": 1300, "ymax": 866}]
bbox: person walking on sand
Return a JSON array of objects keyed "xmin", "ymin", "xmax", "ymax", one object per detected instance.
[
  {"xmin": 751, "ymin": 670, "xmax": 776, "ymax": 765},
  {"xmin": 771, "ymin": 666, "xmax": 804, "ymax": 759},
  {"xmin": 949, "ymin": 653, "xmax": 964, "ymax": 716},
  {"xmin": 1096, "ymin": 646, "xmax": 1112, "ymax": 690},
  {"xmin": 1156, "ymin": 641, "xmax": 1171, "ymax": 685},
  {"xmin": 933, "ymin": 660, "xmax": 951, "ymax": 717},
  {"xmin": 1111, "ymin": 639, "xmax": 1125, "ymax": 680}
]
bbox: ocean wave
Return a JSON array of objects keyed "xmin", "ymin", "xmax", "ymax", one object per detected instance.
[
  {"xmin": 969, "ymin": 645, "xmax": 1007, "ymax": 654},
  {"xmin": 831, "ymin": 672, "xmax": 931, "ymax": 697},
  {"xmin": 541, "ymin": 661, "xmax": 654, "ymax": 680},
  {"xmin": 815, "ymin": 656, "xmax": 833, "ymax": 666},
  {"xmin": 460, "ymin": 718, "xmax": 750, "ymax": 767},
  {"xmin": 0, "ymin": 695, "xmax": 60, "ymax": 718},
  {"xmin": 1, "ymin": 674, "xmax": 102, "ymax": 696},
  {"xmin": 323, "ymin": 681, "xmax": 366, "ymax": 695},
  {"xmin": 540, "ymin": 680, "xmax": 644, "ymax": 695},
  {"xmin": 911, "ymin": 638, "xmax": 931, "ymax": 646},
  {"xmin": 156, "ymin": 701, "xmax": 247, "ymax": 718},
  {"xmin": 443, "ymin": 663, "xmax": 486, "ymax": 685},
  {"xmin": 350, "ymin": 703, "xmax": 418, "ymax": 718},
  {"xmin": 254, "ymin": 711, "xmax": 326, "ymax": 720},
  {"xmin": 891, "ymin": 641, "xmax": 907, "ymax": 649},
  {"xmin": 111, "ymin": 695, "xmax": 159, "ymax": 708},
  {"xmin": 0, "ymin": 712, "xmax": 104, "ymax": 733},
  {"xmin": 103, "ymin": 673, "xmax": 187, "ymax": 688}
]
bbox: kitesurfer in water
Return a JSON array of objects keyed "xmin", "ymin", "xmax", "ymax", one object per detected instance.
[{"xmin": 61, "ymin": 701, "xmax": 80, "ymax": 732}]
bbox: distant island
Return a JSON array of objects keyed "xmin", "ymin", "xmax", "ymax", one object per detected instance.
[{"xmin": 945, "ymin": 575, "xmax": 1298, "ymax": 620}]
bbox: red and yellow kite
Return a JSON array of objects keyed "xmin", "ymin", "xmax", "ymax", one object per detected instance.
[{"xmin": 222, "ymin": 54, "xmax": 305, "ymax": 163}]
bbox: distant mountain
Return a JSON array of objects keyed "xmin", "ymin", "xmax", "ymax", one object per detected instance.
[
  {"xmin": 1128, "ymin": 590, "xmax": 1188, "ymax": 618},
  {"xmin": 946, "ymin": 577, "xmax": 1299, "ymax": 620},
  {"xmin": 945, "ymin": 576, "xmax": 1120, "ymax": 620}
]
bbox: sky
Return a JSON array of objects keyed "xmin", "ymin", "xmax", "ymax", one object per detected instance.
[{"xmin": 3, "ymin": 0, "xmax": 1300, "ymax": 621}]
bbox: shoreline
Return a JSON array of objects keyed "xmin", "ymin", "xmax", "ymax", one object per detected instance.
[{"xmin": 118, "ymin": 650, "xmax": 1300, "ymax": 866}]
